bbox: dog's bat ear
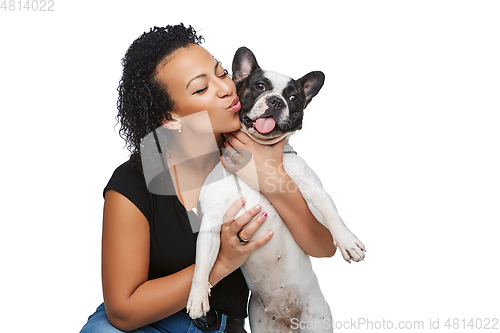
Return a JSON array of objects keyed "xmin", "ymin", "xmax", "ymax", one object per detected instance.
[
  {"xmin": 232, "ymin": 47, "xmax": 260, "ymax": 83},
  {"xmin": 297, "ymin": 71, "xmax": 325, "ymax": 108}
]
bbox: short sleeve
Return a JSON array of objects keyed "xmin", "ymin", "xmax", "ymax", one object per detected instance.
[{"xmin": 103, "ymin": 160, "xmax": 152, "ymax": 222}]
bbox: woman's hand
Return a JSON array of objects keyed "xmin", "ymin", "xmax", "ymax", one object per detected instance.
[
  {"xmin": 221, "ymin": 130, "xmax": 337, "ymax": 258},
  {"xmin": 212, "ymin": 198, "xmax": 273, "ymax": 278},
  {"xmin": 221, "ymin": 130, "xmax": 286, "ymax": 194}
]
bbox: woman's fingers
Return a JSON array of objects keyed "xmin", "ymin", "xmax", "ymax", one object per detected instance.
[
  {"xmin": 218, "ymin": 200, "xmax": 274, "ymax": 272},
  {"xmin": 229, "ymin": 204, "xmax": 263, "ymax": 233},
  {"xmin": 238, "ymin": 211, "xmax": 268, "ymax": 240},
  {"xmin": 232, "ymin": 205, "xmax": 273, "ymax": 252},
  {"xmin": 222, "ymin": 200, "xmax": 272, "ymax": 245},
  {"xmin": 222, "ymin": 140, "xmax": 252, "ymax": 164},
  {"xmin": 222, "ymin": 197, "xmax": 246, "ymax": 224},
  {"xmin": 222, "ymin": 143, "xmax": 240, "ymax": 165},
  {"xmin": 247, "ymin": 229, "xmax": 273, "ymax": 251},
  {"xmin": 224, "ymin": 130, "xmax": 250, "ymax": 146}
]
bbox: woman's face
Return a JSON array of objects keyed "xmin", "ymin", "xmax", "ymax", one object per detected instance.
[{"xmin": 155, "ymin": 44, "xmax": 241, "ymax": 136}]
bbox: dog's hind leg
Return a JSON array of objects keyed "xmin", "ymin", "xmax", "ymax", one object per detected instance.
[
  {"xmin": 248, "ymin": 294, "xmax": 297, "ymax": 333},
  {"xmin": 292, "ymin": 287, "xmax": 333, "ymax": 333}
]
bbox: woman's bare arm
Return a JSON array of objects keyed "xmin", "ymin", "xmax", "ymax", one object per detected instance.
[
  {"xmin": 101, "ymin": 190, "xmax": 271, "ymax": 331},
  {"xmin": 223, "ymin": 132, "xmax": 336, "ymax": 258}
]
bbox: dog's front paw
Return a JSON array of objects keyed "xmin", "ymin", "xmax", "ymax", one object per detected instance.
[
  {"xmin": 186, "ymin": 282, "xmax": 211, "ymax": 319},
  {"xmin": 333, "ymin": 229, "xmax": 366, "ymax": 263}
]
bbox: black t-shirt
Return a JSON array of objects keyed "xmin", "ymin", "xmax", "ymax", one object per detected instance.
[{"xmin": 103, "ymin": 159, "xmax": 249, "ymax": 318}]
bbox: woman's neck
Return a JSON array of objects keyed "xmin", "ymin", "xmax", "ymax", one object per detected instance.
[
  {"xmin": 165, "ymin": 132, "xmax": 224, "ymax": 211},
  {"xmin": 166, "ymin": 132, "xmax": 222, "ymax": 171}
]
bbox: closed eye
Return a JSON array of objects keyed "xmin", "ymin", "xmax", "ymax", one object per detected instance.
[
  {"xmin": 218, "ymin": 68, "xmax": 229, "ymax": 78},
  {"xmin": 192, "ymin": 86, "xmax": 208, "ymax": 95},
  {"xmin": 192, "ymin": 62, "xmax": 228, "ymax": 95},
  {"xmin": 216, "ymin": 60, "xmax": 229, "ymax": 78}
]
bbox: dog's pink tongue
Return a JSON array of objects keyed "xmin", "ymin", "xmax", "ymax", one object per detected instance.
[{"xmin": 254, "ymin": 117, "xmax": 276, "ymax": 134}]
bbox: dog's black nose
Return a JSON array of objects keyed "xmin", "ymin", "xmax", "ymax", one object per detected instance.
[{"xmin": 267, "ymin": 96, "xmax": 284, "ymax": 111}]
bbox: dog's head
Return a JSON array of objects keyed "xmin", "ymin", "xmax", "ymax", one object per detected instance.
[{"xmin": 232, "ymin": 47, "xmax": 325, "ymax": 143}]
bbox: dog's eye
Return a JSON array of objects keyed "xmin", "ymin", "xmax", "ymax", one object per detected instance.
[
  {"xmin": 255, "ymin": 82, "xmax": 266, "ymax": 91},
  {"xmin": 289, "ymin": 95, "xmax": 299, "ymax": 103}
]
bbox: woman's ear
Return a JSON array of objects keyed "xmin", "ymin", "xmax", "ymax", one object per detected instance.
[{"xmin": 161, "ymin": 118, "xmax": 182, "ymax": 133}]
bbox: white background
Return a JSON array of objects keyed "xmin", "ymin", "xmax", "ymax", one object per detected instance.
[{"xmin": 1, "ymin": 1, "xmax": 499, "ymax": 332}]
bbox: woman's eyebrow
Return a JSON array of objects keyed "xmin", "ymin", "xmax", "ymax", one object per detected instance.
[{"xmin": 186, "ymin": 62, "xmax": 220, "ymax": 89}]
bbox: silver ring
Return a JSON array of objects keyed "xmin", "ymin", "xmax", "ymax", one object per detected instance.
[
  {"xmin": 237, "ymin": 232, "xmax": 250, "ymax": 245},
  {"xmin": 231, "ymin": 151, "xmax": 238, "ymax": 160}
]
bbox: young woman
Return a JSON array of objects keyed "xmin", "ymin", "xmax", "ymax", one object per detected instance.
[{"xmin": 80, "ymin": 24, "xmax": 336, "ymax": 333}]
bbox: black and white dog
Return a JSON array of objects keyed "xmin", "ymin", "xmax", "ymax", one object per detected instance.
[{"xmin": 187, "ymin": 47, "xmax": 366, "ymax": 332}]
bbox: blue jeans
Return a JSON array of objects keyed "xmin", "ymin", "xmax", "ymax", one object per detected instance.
[{"xmin": 80, "ymin": 303, "xmax": 228, "ymax": 333}]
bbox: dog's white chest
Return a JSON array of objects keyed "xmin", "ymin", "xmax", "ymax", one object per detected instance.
[{"xmin": 222, "ymin": 156, "xmax": 314, "ymax": 315}]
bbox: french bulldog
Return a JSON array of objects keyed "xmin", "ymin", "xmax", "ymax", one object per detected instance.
[{"xmin": 187, "ymin": 47, "xmax": 366, "ymax": 332}]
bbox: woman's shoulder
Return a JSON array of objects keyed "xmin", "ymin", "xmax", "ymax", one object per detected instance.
[
  {"xmin": 103, "ymin": 158, "xmax": 153, "ymax": 221},
  {"xmin": 104, "ymin": 160, "xmax": 147, "ymax": 193},
  {"xmin": 113, "ymin": 159, "xmax": 143, "ymax": 178}
]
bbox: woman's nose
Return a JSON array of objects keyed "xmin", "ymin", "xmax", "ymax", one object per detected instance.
[{"xmin": 215, "ymin": 77, "xmax": 234, "ymax": 98}]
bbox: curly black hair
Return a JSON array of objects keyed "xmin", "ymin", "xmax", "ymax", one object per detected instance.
[{"xmin": 116, "ymin": 24, "xmax": 204, "ymax": 171}]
